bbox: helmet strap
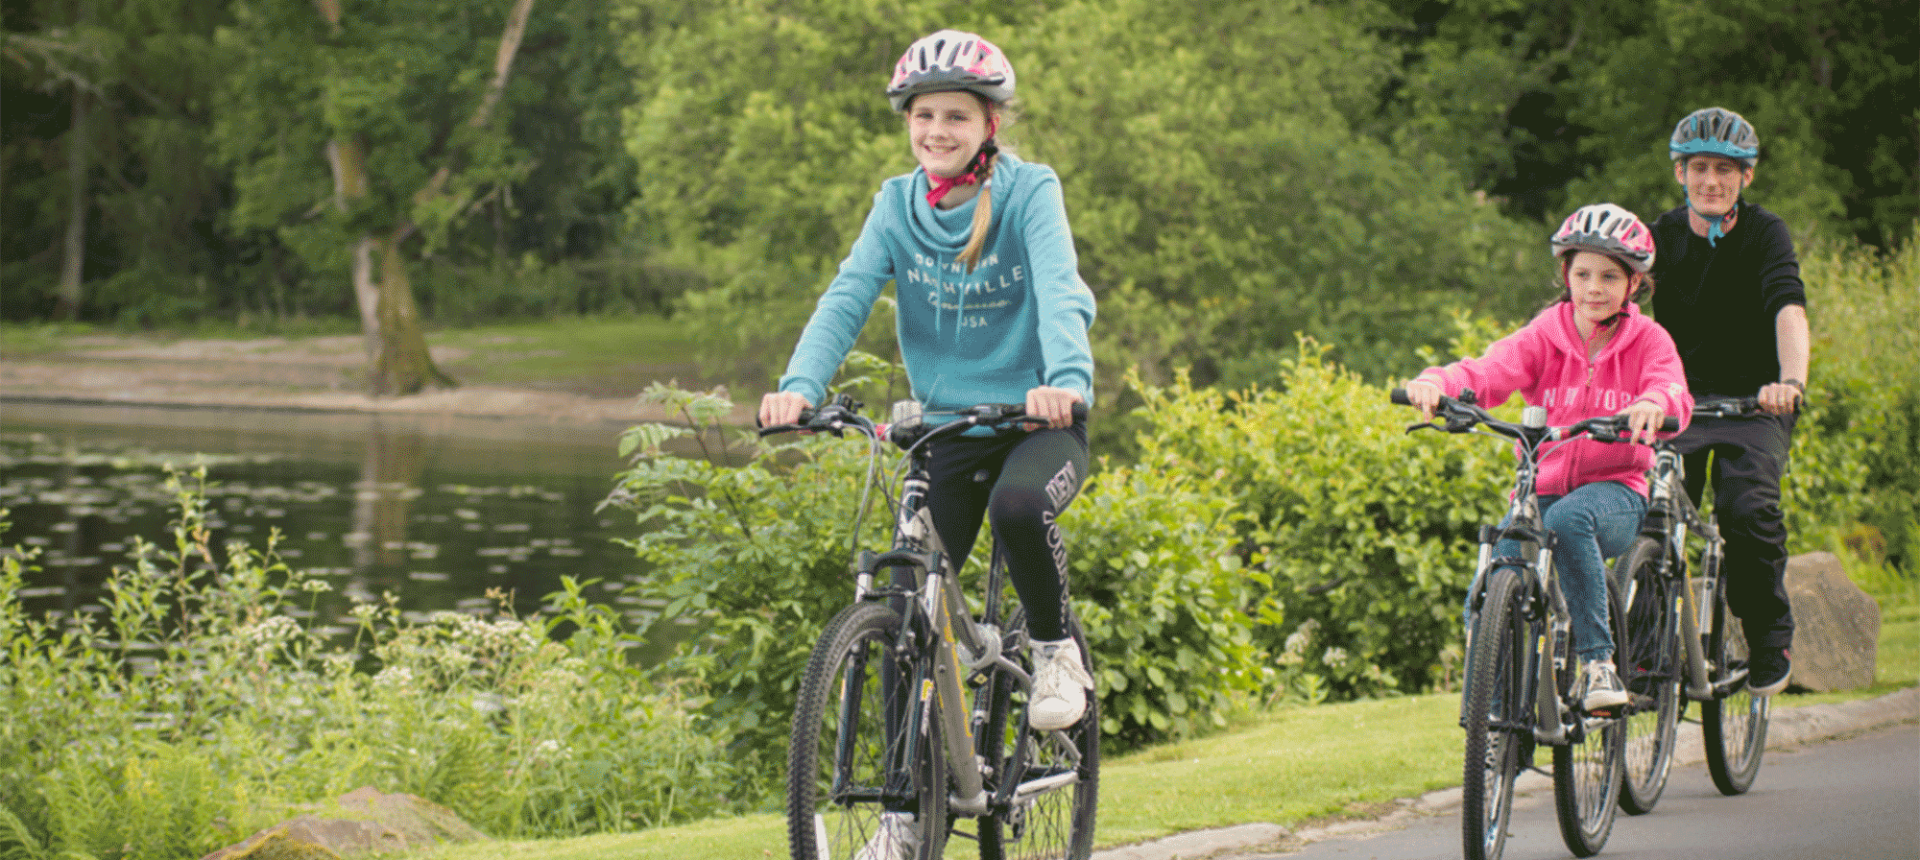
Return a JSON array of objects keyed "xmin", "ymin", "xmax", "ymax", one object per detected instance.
[
  {"xmin": 1684, "ymin": 167, "xmax": 1745, "ymax": 247},
  {"xmin": 925, "ymin": 134, "xmax": 998, "ymax": 208}
]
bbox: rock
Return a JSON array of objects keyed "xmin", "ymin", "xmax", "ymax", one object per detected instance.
[
  {"xmin": 201, "ymin": 787, "xmax": 488, "ymax": 860},
  {"xmin": 1783, "ymin": 551, "xmax": 1880, "ymax": 692}
]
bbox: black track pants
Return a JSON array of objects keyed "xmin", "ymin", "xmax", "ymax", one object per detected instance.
[{"xmin": 1674, "ymin": 408, "xmax": 1796, "ymax": 652}]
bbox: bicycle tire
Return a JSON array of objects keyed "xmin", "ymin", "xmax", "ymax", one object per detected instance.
[
  {"xmin": 1614, "ymin": 536, "xmax": 1681, "ymax": 815},
  {"xmin": 978, "ymin": 608, "xmax": 1100, "ymax": 860},
  {"xmin": 1553, "ymin": 570, "xmax": 1624, "ymax": 857},
  {"xmin": 1462, "ymin": 567, "xmax": 1526, "ymax": 860},
  {"xmin": 1702, "ymin": 565, "xmax": 1768, "ymax": 795},
  {"xmin": 788, "ymin": 601, "xmax": 948, "ymax": 860}
]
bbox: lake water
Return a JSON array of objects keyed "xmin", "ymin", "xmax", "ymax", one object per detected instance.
[{"xmin": 0, "ymin": 400, "xmax": 683, "ymax": 662}]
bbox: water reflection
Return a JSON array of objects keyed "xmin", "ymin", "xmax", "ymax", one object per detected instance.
[{"xmin": 0, "ymin": 401, "xmax": 678, "ymax": 662}]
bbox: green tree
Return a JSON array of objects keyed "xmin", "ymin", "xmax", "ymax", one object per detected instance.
[
  {"xmin": 1019, "ymin": 0, "xmax": 1535, "ymax": 389},
  {"xmin": 1380, "ymin": 0, "xmax": 1917, "ymax": 247},
  {"xmin": 1, "ymin": 0, "xmax": 243, "ymax": 323},
  {"xmin": 214, "ymin": 0, "xmax": 544, "ymax": 395}
]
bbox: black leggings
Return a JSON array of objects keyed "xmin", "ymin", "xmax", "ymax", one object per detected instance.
[{"xmin": 922, "ymin": 423, "xmax": 1088, "ymax": 642}]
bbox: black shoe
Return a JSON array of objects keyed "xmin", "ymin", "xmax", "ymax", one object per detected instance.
[{"xmin": 1748, "ymin": 646, "xmax": 1791, "ymax": 697}]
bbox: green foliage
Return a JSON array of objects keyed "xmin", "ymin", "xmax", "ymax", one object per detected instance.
[
  {"xmin": 1123, "ymin": 347, "xmax": 1513, "ymax": 700},
  {"xmin": 1021, "ymin": 0, "xmax": 1537, "ymax": 388},
  {"xmin": 603, "ymin": 383, "xmax": 898, "ymax": 768},
  {"xmin": 1787, "ymin": 227, "xmax": 1920, "ymax": 569},
  {"xmin": 605, "ymin": 381, "xmax": 1272, "ymax": 753},
  {"xmin": 0, "ymin": 0, "xmax": 246, "ymax": 322},
  {"xmin": 0, "ymin": 470, "xmax": 741, "ymax": 858},
  {"xmin": 1066, "ymin": 450, "xmax": 1266, "ymax": 745}
]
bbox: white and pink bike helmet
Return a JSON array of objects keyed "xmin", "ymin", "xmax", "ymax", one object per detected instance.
[
  {"xmin": 886, "ymin": 29, "xmax": 1016, "ymax": 112},
  {"xmin": 1550, "ymin": 203, "xmax": 1655, "ymax": 274}
]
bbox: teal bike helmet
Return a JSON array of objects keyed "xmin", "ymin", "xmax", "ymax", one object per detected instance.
[{"xmin": 1669, "ymin": 107, "xmax": 1759, "ymax": 168}]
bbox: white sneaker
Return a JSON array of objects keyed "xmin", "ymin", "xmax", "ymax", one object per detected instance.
[
  {"xmin": 852, "ymin": 811, "xmax": 918, "ymax": 860},
  {"xmin": 1578, "ymin": 659, "xmax": 1630, "ymax": 713},
  {"xmin": 1029, "ymin": 637, "xmax": 1095, "ymax": 731}
]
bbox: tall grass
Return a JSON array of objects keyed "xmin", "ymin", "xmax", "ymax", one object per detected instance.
[{"xmin": 0, "ymin": 469, "xmax": 747, "ymax": 860}]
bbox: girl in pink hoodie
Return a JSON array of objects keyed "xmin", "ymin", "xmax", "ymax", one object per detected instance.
[{"xmin": 1404, "ymin": 203, "xmax": 1693, "ymax": 712}]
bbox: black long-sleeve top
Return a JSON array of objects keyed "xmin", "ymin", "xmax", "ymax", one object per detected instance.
[{"xmin": 1649, "ymin": 201, "xmax": 1807, "ymax": 396}]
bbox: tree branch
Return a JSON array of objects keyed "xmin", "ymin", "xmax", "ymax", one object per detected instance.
[{"xmin": 412, "ymin": 0, "xmax": 536, "ymax": 212}]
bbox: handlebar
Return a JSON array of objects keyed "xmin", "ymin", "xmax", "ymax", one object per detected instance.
[
  {"xmin": 759, "ymin": 396, "xmax": 1088, "ymax": 449},
  {"xmin": 1693, "ymin": 396, "xmax": 1765, "ymax": 418},
  {"xmin": 1389, "ymin": 387, "xmax": 1679, "ymax": 442}
]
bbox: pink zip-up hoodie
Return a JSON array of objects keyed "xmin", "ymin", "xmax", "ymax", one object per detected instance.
[{"xmin": 1415, "ymin": 301, "xmax": 1693, "ymax": 498}]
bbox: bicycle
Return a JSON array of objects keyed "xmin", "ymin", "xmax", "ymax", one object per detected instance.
[
  {"xmin": 767, "ymin": 395, "xmax": 1099, "ymax": 860},
  {"xmin": 1393, "ymin": 388, "xmax": 1671, "ymax": 860},
  {"xmin": 1612, "ymin": 396, "xmax": 1775, "ymax": 812}
]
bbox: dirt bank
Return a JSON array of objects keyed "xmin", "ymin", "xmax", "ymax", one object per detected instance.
[{"xmin": 0, "ymin": 333, "xmax": 754, "ymax": 428}]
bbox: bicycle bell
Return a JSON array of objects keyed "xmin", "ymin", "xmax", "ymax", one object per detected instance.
[
  {"xmin": 1522, "ymin": 405, "xmax": 1547, "ymax": 428},
  {"xmin": 889, "ymin": 399, "xmax": 924, "ymax": 432}
]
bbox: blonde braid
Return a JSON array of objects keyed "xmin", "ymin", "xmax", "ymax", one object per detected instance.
[{"xmin": 958, "ymin": 149, "xmax": 997, "ymax": 272}]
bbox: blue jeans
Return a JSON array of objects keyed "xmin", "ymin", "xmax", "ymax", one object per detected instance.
[{"xmin": 1494, "ymin": 481, "xmax": 1647, "ymax": 662}]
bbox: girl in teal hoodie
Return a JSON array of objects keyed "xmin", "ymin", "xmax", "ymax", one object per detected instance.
[{"xmin": 758, "ymin": 29, "xmax": 1096, "ymax": 776}]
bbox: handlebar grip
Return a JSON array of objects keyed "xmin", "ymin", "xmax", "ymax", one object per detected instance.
[
  {"xmin": 991, "ymin": 401, "xmax": 1090, "ymax": 422},
  {"xmin": 1390, "ymin": 387, "xmax": 1412, "ymax": 406},
  {"xmin": 1660, "ymin": 416, "xmax": 1680, "ymax": 432}
]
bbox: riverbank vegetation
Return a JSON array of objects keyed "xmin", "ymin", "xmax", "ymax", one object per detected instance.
[{"xmin": 0, "ymin": 471, "xmax": 747, "ymax": 856}]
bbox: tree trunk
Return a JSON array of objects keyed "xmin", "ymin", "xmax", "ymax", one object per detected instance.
[
  {"xmin": 55, "ymin": 87, "xmax": 88, "ymax": 321},
  {"xmin": 368, "ymin": 232, "xmax": 454, "ymax": 396},
  {"xmin": 314, "ymin": 0, "xmax": 534, "ymax": 397},
  {"xmin": 326, "ymin": 138, "xmax": 383, "ymax": 365}
]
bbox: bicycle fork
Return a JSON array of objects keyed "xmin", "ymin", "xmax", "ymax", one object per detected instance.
[
  {"xmin": 1531, "ymin": 557, "xmax": 1576, "ymax": 746},
  {"xmin": 1676, "ymin": 526, "xmax": 1728, "ymax": 701}
]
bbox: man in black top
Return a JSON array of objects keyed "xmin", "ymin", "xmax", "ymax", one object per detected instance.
[{"xmin": 1650, "ymin": 106, "xmax": 1809, "ymax": 697}]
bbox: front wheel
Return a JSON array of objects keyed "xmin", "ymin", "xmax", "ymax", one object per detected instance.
[
  {"xmin": 978, "ymin": 609, "xmax": 1099, "ymax": 860},
  {"xmin": 788, "ymin": 601, "xmax": 947, "ymax": 860},
  {"xmin": 1702, "ymin": 568, "xmax": 1768, "ymax": 795},
  {"xmin": 1462, "ymin": 568, "xmax": 1527, "ymax": 860},
  {"xmin": 1614, "ymin": 536, "xmax": 1681, "ymax": 815},
  {"xmin": 1553, "ymin": 570, "xmax": 1624, "ymax": 857}
]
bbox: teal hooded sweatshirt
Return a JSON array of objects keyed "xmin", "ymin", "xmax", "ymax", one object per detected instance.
[{"xmin": 778, "ymin": 153, "xmax": 1096, "ymax": 415}]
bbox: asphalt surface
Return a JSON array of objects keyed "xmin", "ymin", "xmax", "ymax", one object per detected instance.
[{"xmin": 1091, "ymin": 687, "xmax": 1918, "ymax": 860}]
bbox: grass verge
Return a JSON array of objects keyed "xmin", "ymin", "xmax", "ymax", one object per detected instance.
[{"xmin": 421, "ymin": 606, "xmax": 1914, "ymax": 860}]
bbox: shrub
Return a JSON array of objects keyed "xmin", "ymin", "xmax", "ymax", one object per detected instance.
[
  {"xmin": 1067, "ymin": 452, "xmax": 1265, "ymax": 745},
  {"xmin": 1121, "ymin": 346, "xmax": 1514, "ymax": 701},
  {"xmin": 605, "ymin": 381, "xmax": 1270, "ymax": 755},
  {"xmin": 0, "ymin": 470, "xmax": 736, "ymax": 860},
  {"xmin": 1789, "ymin": 228, "xmax": 1920, "ymax": 570}
]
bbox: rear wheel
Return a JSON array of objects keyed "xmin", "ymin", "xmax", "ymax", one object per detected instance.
[
  {"xmin": 788, "ymin": 601, "xmax": 947, "ymax": 860},
  {"xmin": 979, "ymin": 609, "xmax": 1099, "ymax": 860},
  {"xmin": 1462, "ymin": 568, "xmax": 1527, "ymax": 860},
  {"xmin": 1553, "ymin": 572, "xmax": 1624, "ymax": 857},
  {"xmin": 1614, "ymin": 537, "xmax": 1681, "ymax": 815},
  {"xmin": 1702, "ymin": 566, "xmax": 1768, "ymax": 795}
]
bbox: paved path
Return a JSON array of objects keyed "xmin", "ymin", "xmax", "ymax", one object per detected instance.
[{"xmin": 1092, "ymin": 687, "xmax": 1918, "ymax": 860}]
